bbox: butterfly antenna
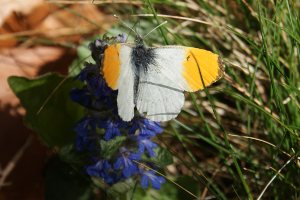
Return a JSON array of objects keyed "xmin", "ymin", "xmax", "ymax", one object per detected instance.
[
  {"xmin": 142, "ymin": 21, "xmax": 168, "ymax": 39},
  {"xmin": 114, "ymin": 15, "xmax": 141, "ymax": 38},
  {"xmin": 125, "ymin": 20, "xmax": 139, "ymax": 42}
]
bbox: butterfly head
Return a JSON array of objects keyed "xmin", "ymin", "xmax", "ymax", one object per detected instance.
[{"xmin": 134, "ymin": 35, "xmax": 144, "ymax": 46}]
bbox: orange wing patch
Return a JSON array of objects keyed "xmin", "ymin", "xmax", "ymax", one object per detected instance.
[
  {"xmin": 103, "ymin": 44, "xmax": 121, "ymax": 90},
  {"xmin": 182, "ymin": 48, "xmax": 223, "ymax": 91}
]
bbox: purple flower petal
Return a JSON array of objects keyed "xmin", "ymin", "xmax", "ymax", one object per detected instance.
[
  {"xmin": 137, "ymin": 136, "xmax": 158, "ymax": 157},
  {"xmin": 98, "ymin": 119, "xmax": 123, "ymax": 141},
  {"xmin": 113, "ymin": 150, "xmax": 140, "ymax": 178},
  {"xmin": 140, "ymin": 175, "xmax": 148, "ymax": 188},
  {"xmin": 139, "ymin": 170, "xmax": 166, "ymax": 190}
]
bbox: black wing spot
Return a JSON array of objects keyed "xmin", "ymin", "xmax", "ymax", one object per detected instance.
[{"xmin": 187, "ymin": 55, "xmax": 191, "ymax": 61}]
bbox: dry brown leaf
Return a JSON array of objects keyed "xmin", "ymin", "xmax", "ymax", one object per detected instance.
[
  {"xmin": 0, "ymin": 46, "xmax": 73, "ymax": 115},
  {"xmin": 0, "ymin": 2, "xmax": 109, "ymax": 48},
  {"xmin": 0, "ymin": 0, "xmax": 43, "ymax": 26},
  {"xmin": 0, "ymin": 0, "xmax": 44, "ymax": 47}
]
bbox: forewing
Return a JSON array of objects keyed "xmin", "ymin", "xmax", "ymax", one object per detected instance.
[
  {"xmin": 103, "ymin": 44, "xmax": 121, "ymax": 90},
  {"xmin": 153, "ymin": 46, "xmax": 224, "ymax": 92},
  {"xmin": 103, "ymin": 44, "xmax": 135, "ymax": 121}
]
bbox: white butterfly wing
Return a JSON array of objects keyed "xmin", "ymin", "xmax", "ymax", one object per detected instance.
[
  {"xmin": 136, "ymin": 68, "xmax": 185, "ymax": 121},
  {"xmin": 136, "ymin": 47, "xmax": 187, "ymax": 121},
  {"xmin": 117, "ymin": 45, "xmax": 136, "ymax": 121}
]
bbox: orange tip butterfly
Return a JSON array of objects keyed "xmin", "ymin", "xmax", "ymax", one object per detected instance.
[{"xmin": 102, "ymin": 17, "xmax": 224, "ymax": 122}]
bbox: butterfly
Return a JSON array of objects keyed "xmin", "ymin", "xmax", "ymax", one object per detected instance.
[{"xmin": 101, "ymin": 21, "xmax": 224, "ymax": 122}]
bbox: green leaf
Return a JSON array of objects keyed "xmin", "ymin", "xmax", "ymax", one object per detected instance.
[
  {"xmin": 44, "ymin": 157, "xmax": 93, "ymax": 200},
  {"xmin": 8, "ymin": 73, "xmax": 84, "ymax": 147},
  {"xmin": 106, "ymin": 179, "xmax": 136, "ymax": 199},
  {"xmin": 59, "ymin": 145, "xmax": 87, "ymax": 166},
  {"xmin": 100, "ymin": 136, "xmax": 127, "ymax": 159},
  {"xmin": 143, "ymin": 147, "xmax": 173, "ymax": 167}
]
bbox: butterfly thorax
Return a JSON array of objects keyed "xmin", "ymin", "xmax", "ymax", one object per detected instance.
[{"xmin": 131, "ymin": 42, "xmax": 156, "ymax": 75}]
